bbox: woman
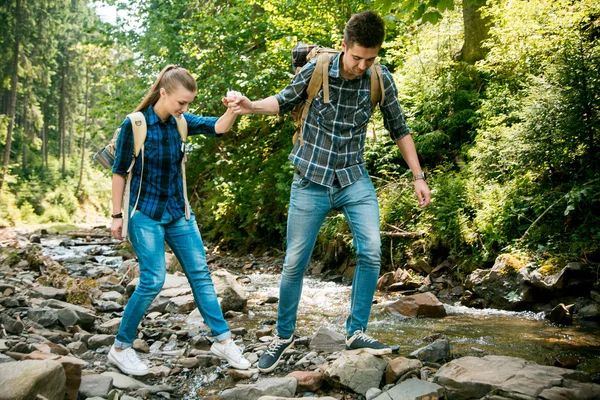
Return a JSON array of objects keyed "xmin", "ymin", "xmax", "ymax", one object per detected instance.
[{"xmin": 109, "ymin": 65, "xmax": 250, "ymax": 375}]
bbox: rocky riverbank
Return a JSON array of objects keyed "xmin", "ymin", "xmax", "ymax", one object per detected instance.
[{"xmin": 1, "ymin": 227, "xmax": 599, "ymax": 400}]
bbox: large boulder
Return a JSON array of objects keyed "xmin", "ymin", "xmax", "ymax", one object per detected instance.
[
  {"xmin": 324, "ymin": 350, "xmax": 388, "ymax": 395},
  {"xmin": 308, "ymin": 326, "xmax": 346, "ymax": 352},
  {"xmin": 387, "ymin": 292, "xmax": 447, "ymax": 318},
  {"xmin": 434, "ymin": 355, "xmax": 600, "ymax": 400},
  {"xmin": 212, "ymin": 269, "xmax": 248, "ymax": 313},
  {"xmin": 465, "ymin": 254, "xmax": 534, "ymax": 310},
  {"xmin": 0, "ymin": 360, "xmax": 66, "ymax": 400}
]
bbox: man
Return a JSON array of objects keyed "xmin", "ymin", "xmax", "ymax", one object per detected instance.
[{"xmin": 228, "ymin": 10, "xmax": 431, "ymax": 373}]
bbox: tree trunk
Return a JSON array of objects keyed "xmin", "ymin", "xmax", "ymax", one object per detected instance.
[
  {"xmin": 76, "ymin": 67, "xmax": 89, "ymax": 196},
  {"xmin": 460, "ymin": 0, "xmax": 491, "ymax": 64},
  {"xmin": 0, "ymin": 0, "xmax": 21, "ymax": 191},
  {"xmin": 42, "ymin": 101, "xmax": 48, "ymax": 170},
  {"xmin": 59, "ymin": 58, "xmax": 68, "ymax": 177}
]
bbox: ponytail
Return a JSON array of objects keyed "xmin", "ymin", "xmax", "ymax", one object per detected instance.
[{"xmin": 134, "ymin": 65, "xmax": 198, "ymax": 112}]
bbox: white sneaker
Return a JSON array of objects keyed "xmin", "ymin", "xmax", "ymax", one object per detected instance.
[
  {"xmin": 210, "ymin": 340, "xmax": 251, "ymax": 370},
  {"xmin": 107, "ymin": 345, "xmax": 149, "ymax": 376}
]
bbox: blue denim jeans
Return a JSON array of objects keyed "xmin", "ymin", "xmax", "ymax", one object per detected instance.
[
  {"xmin": 114, "ymin": 208, "xmax": 231, "ymax": 349},
  {"xmin": 276, "ymin": 171, "xmax": 381, "ymax": 338}
]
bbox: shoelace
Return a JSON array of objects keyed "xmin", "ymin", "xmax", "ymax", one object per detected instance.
[
  {"xmin": 124, "ymin": 348, "xmax": 143, "ymax": 365},
  {"xmin": 264, "ymin": 336, "xmax": 288, "ymax": 357},
  {"xmin": 353, "ymin": 331, "xmax": 376, "ymax": 343},
  {"xmin": 224, "ymin": 341, "xmax": 244, "ymax": 362}
]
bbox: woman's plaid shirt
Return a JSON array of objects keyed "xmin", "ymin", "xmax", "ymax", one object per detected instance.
[{"xmin": 113, "ymin": 105, "xmax": 220, "ymax": 221}]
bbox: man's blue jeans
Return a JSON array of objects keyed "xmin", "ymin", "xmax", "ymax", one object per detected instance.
[
  {"xmin": 276, "ymin": 171, "xmax": 381, "ymax": 339},
  {"xmin": 114, "ymin": 209, "xmax": 231, "ymax": 349}
]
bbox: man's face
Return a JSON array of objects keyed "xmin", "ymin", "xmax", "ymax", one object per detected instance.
[{"xmin": 341, "ymin": 41, "xmax": 380, "ymax": 79}]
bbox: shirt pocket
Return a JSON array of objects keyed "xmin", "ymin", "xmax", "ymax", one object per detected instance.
[
  {"xmin": 353, "ymin": 92, "xmax": 372, "ymax": 128},
  {"xmin": 143, "ymin": 140, "xmax": 160, "ymax": 160}
]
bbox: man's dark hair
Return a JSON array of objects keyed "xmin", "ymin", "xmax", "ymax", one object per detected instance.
[{"xmin": 344, "ymin": 10, "xmax": 385, "ymax": 49}]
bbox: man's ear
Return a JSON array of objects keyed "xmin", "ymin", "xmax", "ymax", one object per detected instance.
[{"xmin": 341, "ymin": 40, "xmax": 347, "ymax": 53}]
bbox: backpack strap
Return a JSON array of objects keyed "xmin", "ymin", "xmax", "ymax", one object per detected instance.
[
  {"xmin": 368, "ymin": 63, "xmax": 385, "ymax": 142},
  {"xmin": 294, "ymin": 53, "xmax": 330, "ymax": 146},
  {"xmin": 174, "ymin": 115, "xmax": 190, "ymax": 220},
  {"xmin": 121, "ymin": 112, "xmax": 147, "ymax": 241}
]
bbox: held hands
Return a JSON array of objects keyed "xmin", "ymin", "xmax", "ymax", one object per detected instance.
[
  {"xmin": 415, "ymin": 179, "xmax": 431, "ymax": 208},
  {"xmin": 222, "ymin": 89, "xmax": 253, "ymax": 115},
  {"xmin": 111, "ymin": 218, "xmax": 123, "ymax": 241}
]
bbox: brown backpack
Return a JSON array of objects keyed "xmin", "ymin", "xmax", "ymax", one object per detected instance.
[{"xmin": 290, "ymin": 43, "xmax": 386, "ymax": 146}]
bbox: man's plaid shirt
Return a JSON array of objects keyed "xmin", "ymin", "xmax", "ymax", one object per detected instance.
[{"xmin": 276, "ymin": 52, "xmax": 411, "ymax": 188}]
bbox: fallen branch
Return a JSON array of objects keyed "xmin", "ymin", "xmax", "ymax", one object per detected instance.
[
  {"xmin": 519, "ymin": 196, "xmax": 564, "ymax": 241},
  {"xmin": 69, "ymin": 231, "xmax": 111, "ymax": 238},
  {"xmin": 381, "ymin": 231, "xmax": 423, "ymax": 238}
]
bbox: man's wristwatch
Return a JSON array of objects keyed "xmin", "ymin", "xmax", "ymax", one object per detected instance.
[{"xmin": 413, "ymin": 172, "xmax": 426, "ymax": 181}]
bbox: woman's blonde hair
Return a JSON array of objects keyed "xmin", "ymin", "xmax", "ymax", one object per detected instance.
[{"xmin": 134, "ymin": 65, "xmax": 197, "ymax": 112}]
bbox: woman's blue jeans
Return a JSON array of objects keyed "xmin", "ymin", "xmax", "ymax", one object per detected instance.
[
  {"xmin": 276, "ymin": 171, "xmax": 381, "ymax": 339},
  {"xmin": 114, "ymin": 209, "xmax": 231, "ymax": 349}
]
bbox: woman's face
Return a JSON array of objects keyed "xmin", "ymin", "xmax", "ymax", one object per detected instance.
[{"xmin": 159, "ymin": 85, "xmax": 196, "ymax": 118}]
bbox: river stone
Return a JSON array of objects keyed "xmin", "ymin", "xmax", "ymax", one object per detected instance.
[
  {"xmin": 547, "ymin": 303, "xmax": 573, "ymax": 325},
  {"xmin": 97, "ymin": 317, "xmax": 122, "ymax": 335},
  {"xmin": 165, "ymin": 294, "xmax": 196, "ymax": 313},
  {"xmin": 286, "ymin": 370, "xmax": 323, "ymax": 392},
  {"xmin": 1, "ymin": 313, "xmax": 24, "ymax": 334},
  {"xmin": 578, "ymin": 302, "xmax": 600, "ymax": 320},
  {"xmin": 212, "ymin": 268, "xmax": 248, "ymax": 313},
  {"xmin": 309, "ymin": 326, "xmax": 345, "ymax": 352},
  {"xmin": 126, "ymin": 273, "xmax": 189, "ymax": 296},
  {"xmin": 434, "ymin": 355, "xmax": 594, "ymax": 399},
  {"xmin": 373, "ymin": 378, "xmax": 445, "ymax": 400},
  {"xmin": 28, "ymin": 307, "xmax": 59, "ymax": 327},
  {"xmin": 79, "ymin": 374, "xmax": 114, "ymax": 399},
  {"xmin": 96, "ymin": 300, "xmax": 123, "ymax": 312},
  {"xmin": 99, "ymin": 290, "xmax": 122, "ymax": 301},
  {"xmin": 101, "ymin": 371, "xmax": 149, "ymax": 390},
  {"xmin": 41, "ymin": 299, "xmax": 96, "ymax": 329},
  {"xmin": 220, "ymin": 377, "xmax": 297, "ymax": 400},
  {"xmin": 0, "ymin": 359, "xmax": 66, "ymax": 400},
  {"xmin": 387, "ymin": 292, "xmax": 447, "ymax": 318},
  {"xmin": 385, "ymin": 357, "xmax": 423, "ymax": 384},
  {"xmin": 87, "ymin": 334, "xmax": 115, "ymax": 349},
  {"xmin": 409, "ymin": 339, "xmax": 450, "ymax": 363},
  {"xmin": 324, "ymin": 350, "xmax": 388, "ymax": 395},
  {"xmin": 377, "ymin": 272, "xmax": 395, "ymax": 291},
  {"xmin": 31, "ymin": 286, "xmax": 66, "ymax": 300}
]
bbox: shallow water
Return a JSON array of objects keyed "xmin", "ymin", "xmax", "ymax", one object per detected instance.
[{"xmin": 240, "ymin": 273, "xmax": 600, "ymax": 376}]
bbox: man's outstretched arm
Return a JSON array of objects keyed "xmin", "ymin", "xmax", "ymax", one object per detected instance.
[{"xmin": 228, "ymin": 95, "xmax": 280, "ymax": 116}]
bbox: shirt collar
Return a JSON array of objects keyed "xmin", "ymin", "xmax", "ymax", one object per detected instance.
[
  {"xmin": 331, "ymin": 52, "xmax": 373, "ymax": 80},
  {"xmin": 146, "ymin": 104, "xmax": 176, "ymax": 125}
]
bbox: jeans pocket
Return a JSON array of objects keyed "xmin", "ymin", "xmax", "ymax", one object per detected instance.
[{"xmin": 292, "ymin": 174, "xmax": 311, "ymax": 190}]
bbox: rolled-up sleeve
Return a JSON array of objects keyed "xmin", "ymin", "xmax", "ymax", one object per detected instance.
[
  {"xmin": 275, "ymin": 60, "xmax": 316, "ymax": 114},
  {"xmin": 184, "ymin": 113, "xmax": 220, "ymax": 137},
  {"xmin": 112, "ymin": 118, "xmax": 133, "ymax": 175},
  {"xmin": 379, "ymin": 66, "xmax": 411, "ymax": 141}
]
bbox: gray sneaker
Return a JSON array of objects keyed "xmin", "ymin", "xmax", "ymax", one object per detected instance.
[
  {"xmin": 345, "ymin": 330, "xmax": 392, "ymax": 355},
  {"xmin": 257, "ymin": 335, "xmax": 295, "ymax": 373}
]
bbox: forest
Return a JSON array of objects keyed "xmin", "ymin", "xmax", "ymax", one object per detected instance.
[{"xmin": 1, "ymin": 0, "xmax": 598, "ymax": 278}]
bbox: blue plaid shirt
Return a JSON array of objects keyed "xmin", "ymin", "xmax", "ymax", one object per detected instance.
[
  {"xmin": 112, "ymin": 105, "xmax": 220, "ymax": 221},
  {"xmin": 276, "ymin": 52, "xmax": 410, "ymax": 188}
]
